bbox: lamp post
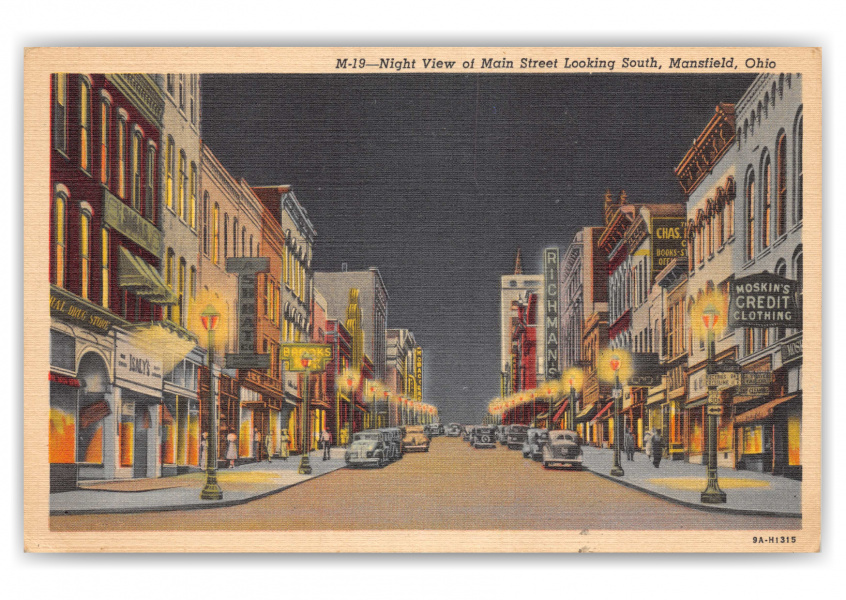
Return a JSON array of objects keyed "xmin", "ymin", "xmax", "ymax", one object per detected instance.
[
  {"xmin": 340, "ymin": 371, "xmax": 356, "ymax": 447},
  {"xmin": 298, "ymin": 352, "xmax": 314, "ymax": 475},
  {"xmin": 545, "ymin": 383, "xmax": 556, "ymax": 431},
  {"xmin": 609, "ymin": 354, "xmax": 625, "ymax": 477},
  {"xmin": 369, "ymin": 384, "xmax": 377, "ymax": 429},
  {"xmin": 701, "ymin": 304, "xmax": 727, "ymax": 504},
  {"xmin": 383, "ymin": 390, "xmax": 390, "ymax": 428},
  {"xmin": 200, "ymin": 305, "xmax": 223, "ymax": 500}
]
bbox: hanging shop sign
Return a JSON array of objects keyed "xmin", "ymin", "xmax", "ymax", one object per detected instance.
[
  {"xmin": 103, "ymin": 189, "xmax": 163, "ymax": 258},
  {"xmin": 781, "ymin": 333, "xmax": 803, "ymax": 364},
  {"xmin": 727, "ymin": 273, "xmax": 801, "ymax": 329},
  {"xmin": 627, "ymin": 352, "xmax": 662, "ymax": 387},
  {"xmin": 736, "ymin": 371, "xmax": 772, "ymax": 397},
  {"xmin": 651, "ymin": 217, "xmax": 687, "ymax": 280},
  {"xmin": 543, "ymin": 247, "xmax": 560, "ymax": 381},
  {"xmin": 280, "ymin": 343, "xmax": 333, "ymax": 372},
  {"xmin": 115, "ymin": 338, "xmax": 163, "ymax": 391},
  {"xmin": 225, "ymin": 257, "xmax": 271, "ymax": 370}
]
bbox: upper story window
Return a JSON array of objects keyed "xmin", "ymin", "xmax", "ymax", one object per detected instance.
[
  {"xmin": 178, "ymin": 150, "xmax": 187, "ymax": 220},
  {"xmin": 762, "ymin": 155, "xmax": 772, "ymax": 249},
  {"xmin": 232, "ymin": 218, "xmax": 239, "ymax": 257},
  {"xmin": 145, "ymin": 143, "xmax": 156, "ymax": 221},
  {"xmin": 165, "ymin": 248, "xmax": 175, "ymax": 322},
  {"xmin": 165, "ymin": 137, "xmax": 175, "ymax": 212},
  {"xmin": 131, "ymin": 130, "xmax": 143, "ymax": 212},
  {"xmin": 117, "ymin": 115, "xmax": 127, "ymax": 198},
  {"xmin": 54, "ymin": 192, "xmax": 66, "ymax": 288},
  {"xmin": 178, "ymin": 258, "xmax": 186, "ymax": 328},
  {"xmin": 53, "ymin": 74, "xmax": 68, "ymax": 154},
  {"xmin": 189, "ymin": 266, "xmax": 196, "ymax": 300},
  {"xmin": 166, "ymin": 74, "xmax": 175, "ymax": 95},
  {"xmin": 80, "ymin": 210, "xmax": 91, "ymax": 300},
  {"xmin": 101, "ymin": 228, "xmax": 110, "ymax": 309},
  {"xmin": 241, "ymin": 228, "xmax": 246, "ymax": 257},
  {"xmin": 698, "ymin": 223, "xmax": 705, "ymax": 265},
  {"xmin": 212, "ymin": 203, "xmax": 220, "ymax": 265},
  {"xmin": 190, "ymin": 75, "xmax": 197, "ymax": 125},
  {"xmin": 189, "ymin": 162, "xmax": 198, "ymax": 229},
  {"xmin": 99, "ymin": 98, "xmax": 111, "ymax": 186},
  {"xmin": 202, "ymin": 193, "xmax": 210, "ymax": 256},
  {"xmin": 707, "ymin": 214, "xmax": 713, "ymax": 257},
  {"xmin": 178, "ymin": 74, "xmax": 185, "ymax": 110},
  {"xmin": 795, "ymin": 114, "xmax": 803, "ymax": 224},
  {"xmin": 746, "ymin": 172, "xmax": 755, "ymax": 261},
  {"xmin": 776, "ymin": 132, "xmax": 788, "ymax": 238},
  {"xmin": 249, "ymin": 235, "xmax": 254, "ymax": 257},
  {"xmin": 223, "ymin": 214, "xmax": 229, "ymax": 258},
  {"xmin": 79, "ymin": 78, "xmax": 92, "ymax": 173}
]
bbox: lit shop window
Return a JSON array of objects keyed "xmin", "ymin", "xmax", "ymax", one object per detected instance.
[
  {"xmin": 178, "ymin": 150, "xmax": 187, "ymax": 220},
  {"xmin": 77, "ymin": 398, "xmax": 107, "ymax": 464},
  {"xmin": 165, "ymin": 248, "xmax": 175, "ymax": 321},
  {"xmin": 80, "ymin": 211, "xmax": 90, "ymax": 300},
  {"xmin": 101, "ymin": 228, "xmax": 109, "ymax": 308}
]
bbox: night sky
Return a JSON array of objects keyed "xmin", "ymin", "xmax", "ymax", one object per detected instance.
[{"xmin": 200, "ymin": 73, "xmax": 756, "ymax": 424}]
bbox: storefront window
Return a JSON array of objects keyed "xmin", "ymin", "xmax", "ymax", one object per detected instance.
[
  {"xmin": 743, "ymin": 425, "xmax": 763, "ymax": 454},
  {"xmin": 161, "ymin": 402, "xmax": 176, "ymax": 465},
  {"xmin": 119, "ymin": 409, "xmax": 134, "ymax": 467},
  {"xmin": 787, "ymin": 414, "xmax": 801, "ymax": 466},
  {"xmin": 49, "ymin": 388, "xmax": 76, "ymax": 464},
  {"xmin": 689, "ymin": 413, "xmax": 703, "ymax": 454}
]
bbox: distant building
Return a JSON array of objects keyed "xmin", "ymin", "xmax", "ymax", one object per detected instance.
[{"xmin": 500, "ymin": 248, "xmax": 544, "ymax": 394}]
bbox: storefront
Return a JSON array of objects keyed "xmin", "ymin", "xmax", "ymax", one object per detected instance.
[
  {"xmin": 645, "ymin": 383, "xmax": 666, "ymax": 452},
  {"xmin": 591, "ymin": 401, "xmax": 614, "ymax": 448},
  {"xmin": 161, "ymin": 348, "xmax": 204, "ymax": 476}
]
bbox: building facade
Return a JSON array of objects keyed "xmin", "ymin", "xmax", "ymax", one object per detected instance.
[{"xmin": 500, "ymin": 249, "xmax": 544, "ymax": 395}]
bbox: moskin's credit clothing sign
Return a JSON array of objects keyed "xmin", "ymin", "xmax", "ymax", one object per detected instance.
[{"xmin": 728, "ymin": 273, "xmax": 801, "ymax": 329}]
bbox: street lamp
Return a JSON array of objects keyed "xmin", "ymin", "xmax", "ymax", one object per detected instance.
[
  {"xmin": 200, "ymin": 305, "xmax": 223, "ymax": 500},
  {"xmin": 701, "ymin": 302, "xmax": 727, "ymax": 504},
  {"xmin": 563, "ymin": 367, "xmax": 584, "ymax": 435},
  {"xmin": 298, "ymin": 351, "xmax": 314, "ymax": 475},
  {"xmin": 383, "ymin": 390, "xmax": 390, "ymax": 428},
  {"xmin": 544, "ymin": 382, "xmax": 557, "ymax": 430}
]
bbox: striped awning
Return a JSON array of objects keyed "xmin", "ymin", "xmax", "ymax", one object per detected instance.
[
  {"xmin": 552, "ymin": 400, "xmax": 570, "ymax": 422},
  {"xmin": 118, "ymin": 247, "xmax": 177, "ymax": 305},
  {"xmin": 590, "ymin": 402, "xmax": 614, "ymax": 423},
  {"xmin": 734, "ymin": 394, "xmax": 799, "ymax": 425}
]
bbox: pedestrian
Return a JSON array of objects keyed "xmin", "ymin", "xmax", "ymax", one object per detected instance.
[
  {"xmin": 320, "ymin": 428, "xmax": 332, "ymax": 461},
  {"xmin": 279, "ymin": 429, "xmax": 290, "ymax": 461},
  {"xmin": 652, "ymin": 429, "xmax": 664, "ymax": 468},
  {"xmin": 265, "ymin": 430, "xmax": 274, "ymax": 462},
  {"xmin": 624, "ymin": 427, "xmax": 635, "ymax": 461},
  {"xmin": 253, "ymin": 427, "xmax": 261, "ymax": 461},
  {"xmin": 226, "ymin": 430, "xmax": 238, "ymax": 468},
  {"xmin": 199, "ymin": 431, "xmax": 209, "ymax": 471},
  {"xmin": 644, "ymin": 428, "xmax": 654, "ymax": 459}
]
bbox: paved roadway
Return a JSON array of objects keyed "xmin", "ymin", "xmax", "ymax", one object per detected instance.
[{"xmin": 50, "ymin": 436, "xmax": 801, "ymax": 531}]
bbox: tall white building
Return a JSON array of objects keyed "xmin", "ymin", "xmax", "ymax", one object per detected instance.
[{"xmin": 499, "ymin": 248, "xmax": 544, "ymax": 393}]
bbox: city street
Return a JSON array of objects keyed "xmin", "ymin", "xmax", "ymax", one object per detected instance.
[{"xmin": 51, "ymin": 437, "xmax": 800, "ymax": 531}]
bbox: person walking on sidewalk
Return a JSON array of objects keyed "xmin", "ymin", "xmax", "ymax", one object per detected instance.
[
  {"xmin": 320, "ymin": 428, "xmax": 332, "ymax": 461},
  {"xmin": 279, "ymin": 429, "xmax": 290, "ymax": 460},
  {"xmin": 199, "ymin": 431, "xmax": 209, "ymax": 471},
  {"xmin": 265, "ymin": 430, "xmax": 274, "ymax": 462},
  {"xmin": 644, "ymin": 429, "xmax": 654, "ymax": 459},
  {"xmin": 253, "ymin": 428, "xmax": 262, "ymax": 462},
  {"xmin": 226, "ymin": 430, "xmax": 238, "ymax": 468},
  {"xmin": 651, "ymin": 429, "xmax": 664, "ymax": 468},
  {"xmin": 624, "ymin": 427, "xmax": 635, "ymax": 461}
]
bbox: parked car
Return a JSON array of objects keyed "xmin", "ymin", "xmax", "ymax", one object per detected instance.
[
  {"xmin": 505, "ymin": 424, "xmax": 529, "ymax": 450},
  {"xmin": 425, "ymin": 423, "xmax": 445, "ymax": 437},
  {"xmin": 522, "ymin": 428, "xmax": 548, "ymax": 460},
  {"xmin": 402, "ymin": 425, "xmax": 430, "ymax": 452},
  {"xmin": 345, "ymin": 430, "xmax": 389, "ymax": 467},
  {"xmin": 445, "ymin": 423, "xmax": 462, "ymax": 437},
  {"xmin": 380, "ymin": 427, "xmax": 403, "ymax": 461},
  {"xmin": 471, "ymin": 425, "xmax": 497, "ymax": 448},
  {"xmin": 461, "ymin": 425, "xmax": 475, "ymax": 442},
  {"xmin": 542, "ymin": 430, "xmax": 584, "ymax": 469},
  {"xmin": 496, "ymin": 425, "xmax": 508, "ymax": 445}
]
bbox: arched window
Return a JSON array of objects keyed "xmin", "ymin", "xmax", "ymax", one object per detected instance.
[
  {"xmin": 775, "ymin": 260, "xmax": 787, "ymax": 341},
  {"xmin": 80, "ymin": 210, "xmax": 91, "ymax": 300},
  {"xmin": 795, "ymin": 112, "xmax": 803, "ymax": 223},
  {"xmin": 249, "ymin": 235, "xmax": 254, "ymax": 257},
  {"xmin": 707, "ymin": 212, "xmax": 713, "ymax": 257},
  {"xmin": 687, "ymin": 224, "xmax": 695, "ymax": 272},
  {"xmin": 212, "ymin": 203, "xmax": 220, "ymax": 265},
  {"xmin": 793, "ymin": 246, "xmax": 803, "ymax": 327},
  {"xmin": 178, "ymin": 258, "xmax": 186, "ymax": 327},
  {"xmin": 99, "ymin": 97, "xmax": 111, "ymax": 185},
  {"xmin": 717, "ymin": 206, "xmax": 724, "ymax": 247},
  {"xmin": 189, "ymin": 162, "xmax": 197, "ymax": 229},
  {"xmin": 746, "ymin": 171, "xmax": 755, "ymax": 261},
  {"xmin": 54, "ymin": 193, "xmax": 66, "ymax": 288},
  {"xmin": 165, "ymin": 249, "xmax": 175, "ymax": 322},
  {"xmin": 241, "ymin": 228, "xmax": 246, "ymax": 257},
  {"xmin": 232, "ymin": 218, "xmax": 239, "ymax": 257},
  {"xmin": 117, "ymin": 115, "xmax": 127, "ymax": 198},
  {"xmin": 202, "ymin": 193, "xmax": 209, "ymax": 256},
  {"xmin": 79, "ymin": 77, "xmax": 91, "ymax": 173},
  {"xmin": 145, "ymin": 143, "xmax": 156, "ymax": 221},
  {"xmin": 178, "ymin": 150, "xmax": 187, "ymax": 220},
  {"xmin": 189, "ymin": 266, "xmax": 197, "ymax": 300},
  {"xmin": 131, "ymin": 131, "xmax": 142, "ymax": 211},
  {"xmin": 776, "ymin": 132, "xmax": 787, "ymax": 237},
  {"xmin": 53, "ymin": 74, "xmax": 67, "ymax": 153},
  {"xmin": 762, "ymin": 154, "xmax": 772, "ymax": 249},
  {"xmin": 165, "ymin": 137, "xmax": 174, "ymax": 211},
  {"xmin": 698, "ymin": 222, "xmax": 704, "ymax": 265},
  {"xmin": 101, "ymin": 227, "xmax": 109, "ymax": 309},
  {"xmin": 223, "ymin": 214, "xmax": 229, "ymax": 258}
]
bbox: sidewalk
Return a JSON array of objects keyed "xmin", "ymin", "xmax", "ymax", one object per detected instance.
[
  {"xmin": 581, "ymin": 446, "xmax": 801, "ymax": 517},
  {"xmin": 50, "ymin": 448, "xmax": 348, "ymax": 516}
]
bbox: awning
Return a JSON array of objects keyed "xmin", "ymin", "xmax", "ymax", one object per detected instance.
[
  {"xmin": 575, "ymin": 403, "xmax": 597, "ymax": 423},
  {"xmin": 552, "ymin": 399, "xmax": 570, "ymax": 423},
  {"xmin": 590, "ymin": 402, "xmax": 614, "ymax": 423},
  {"xmin": 118, "ymin": 247, "xmax": 177, "ymax": 305},
  {"xmin": 79, "ymin": 400, "xmax": 112, "ymax": 429},
  {"xmin": 734, "ymin": 394, "xmax": 799, "ymax": 425},
  {"xmin": 686, "ymin": 397, "xmax": 708, "ymax": 409}
]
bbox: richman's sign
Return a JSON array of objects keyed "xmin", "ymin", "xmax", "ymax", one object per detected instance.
[
  {"xmin": 544, "ymin": 247, "xmax": 560, "ymax": 380},
  {"xmin": 728, "ymin": 273, "xmax": 801, "ymax": 328}
]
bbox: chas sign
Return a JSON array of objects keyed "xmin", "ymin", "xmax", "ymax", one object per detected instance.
[{"xmin": 728, "ymin": 273, "xmax": 801, "ymax": 329}]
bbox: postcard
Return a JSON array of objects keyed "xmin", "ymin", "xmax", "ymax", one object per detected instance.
[{"xmin": 23, "ymin": 47, "xmax": 821, "ymax": 552}]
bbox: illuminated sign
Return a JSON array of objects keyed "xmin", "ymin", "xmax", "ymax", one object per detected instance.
[
  {"xmin": 651, "ymin": 217, "xmax": 687, "ymax": 279},
  {"xmin": 544, "ymin": 247, "xmax": 559, "ymax": 381},
  {"xmin": 727, "ymin": 273, "xmax": 801, "ymax": 328},
  {"xmin": 225, "ymin": 258, "xmax": 271, "ymax": 368},
  {"xmin": 116, "ymin": 338, "xmax": 163, "ymax": 391},
  {"xmin": 280, "ymin": 343, "xmax": 333, "ymax": 372},
  {"xmin": 414, "ymin": 347, "xmax": 423, "ymax": 401}
]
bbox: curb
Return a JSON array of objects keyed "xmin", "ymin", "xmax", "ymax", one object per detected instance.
[
  {"xmin": 50, "ymin": 461, "xmax": 348, "ymax": 517},
  {"xmin": 584, "ymin": 467, "xmax": 802, "ymax": 519}
]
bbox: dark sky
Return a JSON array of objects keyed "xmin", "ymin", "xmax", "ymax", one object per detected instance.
[{"xmin": 201, "ymin": 73, "xmax": 756, "ymax": 424}]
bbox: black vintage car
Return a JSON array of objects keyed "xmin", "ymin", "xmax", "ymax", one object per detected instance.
[
  {"xmin": 471, "ymin": 425, "xmax": 497, "ymax": 448},
  {"xmin": 505, "ymin": 424, "xmax": 529, "ymax": 450}
]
